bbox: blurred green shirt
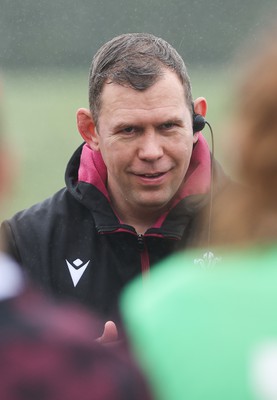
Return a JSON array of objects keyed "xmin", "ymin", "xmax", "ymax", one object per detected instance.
[{"xmin": 121, "ymin": 244, "xmax": 277, "ymax": 400}]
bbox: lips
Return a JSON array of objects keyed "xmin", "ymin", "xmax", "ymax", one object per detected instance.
[
  {"xmin": 136, "ymin": 172, "xmax": 165, "ymax": 178},
  {"xmin": 140, "ymin": 172, "xmax": 164, "ymax": 178}
]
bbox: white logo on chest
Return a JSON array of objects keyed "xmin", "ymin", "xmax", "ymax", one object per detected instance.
[{"xmin": 66, "ymin": 258, "xmax": 90, "ymax": 287}]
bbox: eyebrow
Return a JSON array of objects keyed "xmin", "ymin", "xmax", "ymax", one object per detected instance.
[
  {"xmin": 113, "ymin": 122, "xmax": 140, "ymax": 132},
  {"xmin": 158, "ymin": 118, "xmax": 184, "ymax": 126}
]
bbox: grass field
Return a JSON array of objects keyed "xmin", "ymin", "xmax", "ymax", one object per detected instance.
[{"xmin": 1, "ymin": 66, "xmax": 233, "ymax": 221}]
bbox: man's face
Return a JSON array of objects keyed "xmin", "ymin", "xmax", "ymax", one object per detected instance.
[{"xmin": 95, "ymin": 69, "xmax": 197, "ymax": 218}]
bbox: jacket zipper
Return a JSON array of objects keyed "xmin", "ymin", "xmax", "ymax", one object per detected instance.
[{"xmin": 137, "ymin": 234, "xmax": 150, "ymax": 276}]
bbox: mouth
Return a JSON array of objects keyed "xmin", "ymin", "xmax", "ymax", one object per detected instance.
[{"xmin": 136, "ymin": 172, "xmax": 165, "ymax": 179}]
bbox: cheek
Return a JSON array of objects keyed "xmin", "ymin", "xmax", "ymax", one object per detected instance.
[
  {"xmin": 171, "ymin": 139, "xmax": 193, "ymax": 162},
  {"xmin": 100, "ymin": 146, "xmax": 126, "ymax": 175}
]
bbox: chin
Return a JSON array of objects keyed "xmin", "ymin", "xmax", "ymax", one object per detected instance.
[{"xmin": 137, "ymin": 198, "xmax": 171, "ymax": 210}]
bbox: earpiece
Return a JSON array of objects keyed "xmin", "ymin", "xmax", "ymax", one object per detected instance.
[{"xmin": 193, "ymin": 113, "xmax": 206, "ymax": 133}]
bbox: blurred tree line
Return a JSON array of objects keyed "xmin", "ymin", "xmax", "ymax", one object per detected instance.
[{"xmin": 1, "ymin": 0, "xmax": 277, "ymax": 70}]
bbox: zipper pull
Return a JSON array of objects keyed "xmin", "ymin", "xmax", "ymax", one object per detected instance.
[{"xmin": 137, "ymin": 233, "xmax": 144, "ymax": 252}]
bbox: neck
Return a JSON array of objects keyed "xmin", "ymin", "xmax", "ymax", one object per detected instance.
[
  {"xmin": 122, "ymin": 211, "xmax": 160, "ymax": 234},
  {"xmin": 125, "ymin": 219, "xmax": 154, "ymax": 235},
  {"xmin": 107, "ymin": 181, "xmax": 173, "ymax": 234},
  {"xmin": 112, "ymin": 203, "xmax": 165, "ymax": 235}
]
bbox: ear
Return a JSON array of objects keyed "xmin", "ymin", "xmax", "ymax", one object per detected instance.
[
  {"xmin": 193, "ymin": 96, "xmax": 207, "ymax": 117},
  {"xmin": 76, "ymin": 108, "xmax": 100, "ymax": 151},
  {"xmin": 192, "ymin": 97, "xmax": 208, "ymax": 143}
]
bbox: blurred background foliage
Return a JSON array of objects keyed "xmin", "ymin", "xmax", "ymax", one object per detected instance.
[
  {"xmin": 1, "ymin": 0, "xmax": 277, "ymax": 68},
  {"xmin": 0, "ymin": 0, "xmax": 277, "ymax": 218}
]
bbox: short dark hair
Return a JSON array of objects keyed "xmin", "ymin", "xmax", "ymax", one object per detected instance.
[{"xmin": 88, "ymin": 32, "xmax": 193, "ymax": 126}]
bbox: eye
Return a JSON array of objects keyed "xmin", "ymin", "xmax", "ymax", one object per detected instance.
[
  {"xmin": 123, "ymin": 126, "xmax": 135, "ymax": 134},
  {"xmin": 160, "ymin": 122, "xmax": 176, "ymax": 130},
  {"xmin": 118, "ymin": 126, "xmax": 139, "ymax": 136}
]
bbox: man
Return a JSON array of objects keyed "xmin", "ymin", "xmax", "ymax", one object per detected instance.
[{"xmin": 1, "ymin": 33, "xmax": 229, "ymax": 321}]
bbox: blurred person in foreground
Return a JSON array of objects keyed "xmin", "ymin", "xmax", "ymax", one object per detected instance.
[
  {"xmin": 0, "ymin": 33, "xmax": 230, "ymax": 329},
  {"xmin": 0, "ymin": 84, "xmax": 152, "ymax": 400},
  {"xmin": 120, "ymin": 23, "xmax": 277, "ymax": 400}
]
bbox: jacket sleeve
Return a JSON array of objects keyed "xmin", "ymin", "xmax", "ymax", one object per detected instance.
[{"xmin": 0, "ymin": 220, "xmax": 22, "ymax": 265}]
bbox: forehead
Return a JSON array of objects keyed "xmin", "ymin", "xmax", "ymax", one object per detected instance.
[{"xmin": 99, "ymin": 70, "xmax": 189, "ymax": 120}]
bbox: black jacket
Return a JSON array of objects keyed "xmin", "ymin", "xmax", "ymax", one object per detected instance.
[{"xmin": 1, "ymin": 138, "xmax": 229, "ymax": 319}]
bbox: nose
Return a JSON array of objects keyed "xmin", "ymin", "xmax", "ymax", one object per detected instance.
[{"xmin": 137, "ymin": 130, "xmax": 164, "ymax": 161}]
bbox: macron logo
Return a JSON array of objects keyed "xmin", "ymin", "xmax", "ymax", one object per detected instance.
[{"xmin": 66, "ymin": 258, "xmax": 90, "ymax": 287}]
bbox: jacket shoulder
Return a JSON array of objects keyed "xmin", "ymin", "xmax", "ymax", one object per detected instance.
[
  {"xmin": 1, "ymin": 187, "xmax": 84, "ymax": 262},
  {"xmin": 6, "ymin": 187, "xmax": 70, "ymax": 224}
]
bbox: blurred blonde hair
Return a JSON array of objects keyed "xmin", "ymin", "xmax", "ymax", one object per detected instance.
[{"xmin": 212, "ymin": 22, "xmax": 277, "ymax": 246}]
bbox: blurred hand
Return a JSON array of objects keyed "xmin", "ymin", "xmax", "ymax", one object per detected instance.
[{"xmin": 96, "ymin": 321, "xmax": 118, "ymax": 345}]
